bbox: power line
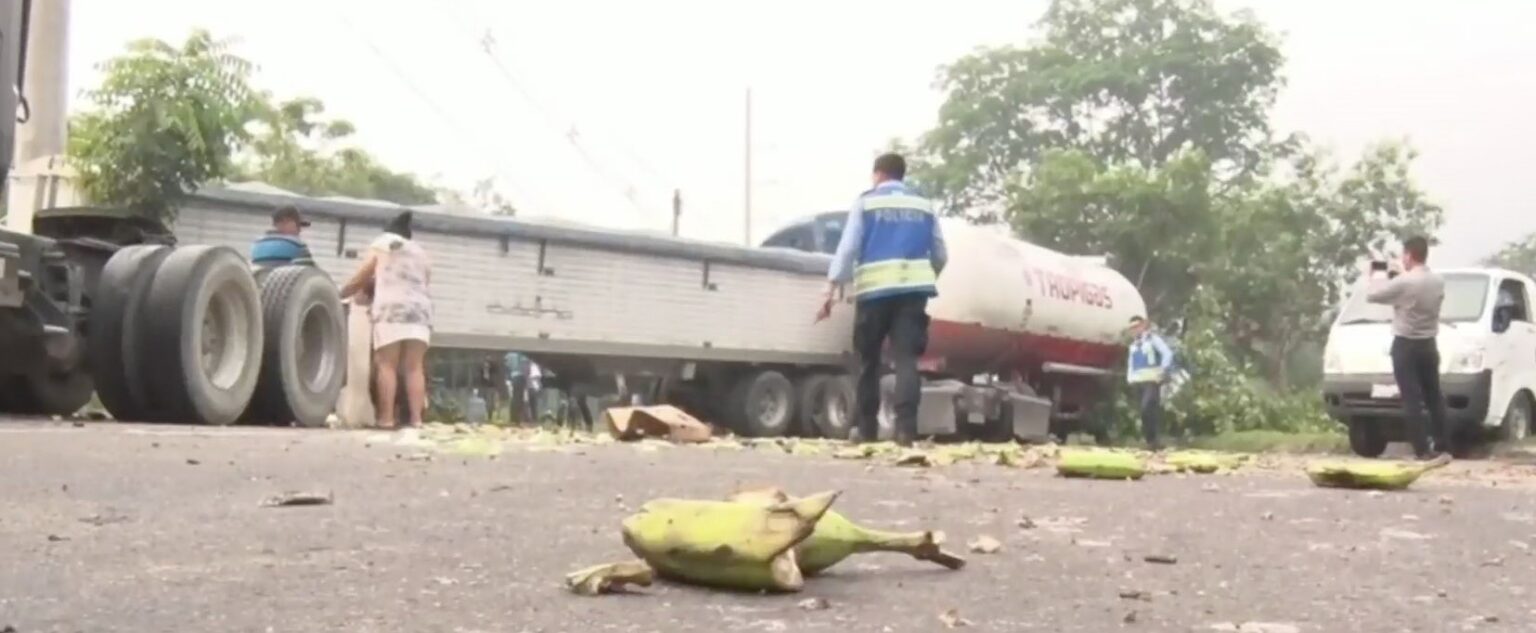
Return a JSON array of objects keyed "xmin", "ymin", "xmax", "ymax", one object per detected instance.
[
  {"xmin": 326, "ymin": 1, "xmax": 544, "ymax": 214},
  {"xmin": 437, "ymin": 1, "xmax": 670, "ymax": 217}
]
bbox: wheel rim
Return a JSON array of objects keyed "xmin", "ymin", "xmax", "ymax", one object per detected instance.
[
  {"xmin": 199, "ymin": 279, "xmax": 254, "ymax": 390},
  {"xmin": 754, "ymin": 382, "xmax": 790, "ymax": 430},
  {"xmin": 823, "ymin": 384, "xmax": 851, "ymax": 434},
  {"xmin": 297, "ymin": 303, "xmax": 340, "ymax": 393}
]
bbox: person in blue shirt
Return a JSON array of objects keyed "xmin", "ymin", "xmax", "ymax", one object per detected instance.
[
  {"xmin": 1126, "ymin": 315, "xmax": 1175, "ymax": 450},
  {"xmin": 250, "ymin": 205, "xmax": 315, "ymax": 268},
  {"xmin": 816, "ymin": 153, "xmax": 947, "ymax": 447}
]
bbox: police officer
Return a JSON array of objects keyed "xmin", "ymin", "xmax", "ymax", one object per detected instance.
[
  {"xmin": 817, "ymin": 153, "xmax": 947, "ymax": 446},
  {"xmin": 250, "ymin": 205, "xmax": 315, "ymax": 267}
]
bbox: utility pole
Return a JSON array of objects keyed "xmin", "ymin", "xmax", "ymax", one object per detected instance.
[
  {"xmin": 671, "ymin": 188, "xmax": 681, "ymax": 236},
  {"xmin": 15, "ymin": 0, "xmax": 68, "ymax": 163},
  {"xmin": 743, "ymin": 87, "xmax": 752, "ymax": 246}
]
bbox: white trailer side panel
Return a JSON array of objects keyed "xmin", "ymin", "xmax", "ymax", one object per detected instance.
[{"xmin": 173, "ymin": 194, "xmax": 853, "ymax": 366}]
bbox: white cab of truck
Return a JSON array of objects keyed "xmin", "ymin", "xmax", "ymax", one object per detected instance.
[{"xmin": 1322, "ymin": 267, "xmax": 1536, "ymax": 457}]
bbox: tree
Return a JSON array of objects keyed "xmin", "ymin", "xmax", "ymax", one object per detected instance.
[
  {"xmin": 905, "ymin": 0, "xmax": 1447, "ymax": 434},
  {"xmin": 237, "ymin": 97, "xmax": 436, "ymax": 205},
  {"xmin": 1198, "ymin": 141, "xmax": 1443, "ymax": 387},
  {"xmin": 1483, "ymin": 233, "xmax": 1536, "ymax": 275},
  {"xmin": 915, "ymin": 0, "xmax": 1284, "ymax": 220},
  {"xmin": 68, "ymin": 31, "xmax": 261, "ymax": 221}
]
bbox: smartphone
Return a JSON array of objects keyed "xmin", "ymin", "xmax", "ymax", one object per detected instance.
[{"xmin": 1369, "ymin": 260, "xmax": 1388, "ymax": 272}]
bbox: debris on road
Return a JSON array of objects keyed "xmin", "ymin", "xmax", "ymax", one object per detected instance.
[
  {"xmin": 1143, "ymin": 554, "xmax": 1179, "ymax": 565},
  {"xmin": 1057, "ymin": 448, "xmax": 1146, "ymax": 480},
  {"xmin": 564, "ymin": 560, "xmax": 655, "ymax": 596},
  {"xmin": 603, "ymin": 405, "xmax": 713, "ymax": 443},
  {"xmin": 938, "ymin": 608, "xmax": 974, "ymax": 628},
  {"xmin": 967, "ymin": 535, "xmax": 1002, "ymax": 554},
  {"xmin": 1119, "ymin": 589, "xmax": 1151, "ymax": 601},
  {"xmin": 1210, "ymin": 623, "xmax": 1301, "ymax": 633},
  {"xmin": 260, "ymin": 491, "xmax": 333, "ymax": 508},
  {"xmin": 1306, "ymin": 455, "xmax": 1450, "ymax": 490},
  {"xmin": 797, "ymin": 597, "xmax": 831, "ymax": 611}
]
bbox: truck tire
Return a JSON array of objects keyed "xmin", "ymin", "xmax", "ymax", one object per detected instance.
[
  {"xmin": 794, "ymin": 374, "xmax": 831, "ymax": 437},
  {"xmin": 1501, "ymin": 392, "xmax": 1532, "ymax": 443},
  {"xmin": 143, "ymin": 246, "xmax": 264, "ymax": 425},
  {"xmin": 729, "ymin": 370, "xmax": 795, "ymax": 437},
  {"xmin": 88, "ymin": 244, "xmax": 173, "ymax": 421},
  {"xmin": 812, "ymin": 374, "xmax": 856, "ymax": 440},
  {"xmin": 1347, "ymin": 418, "xmax": 1387, "ymax": 458},
  {"xmin": 19, "ymin": 362, "xmax": 94, "ymax": 416},
  {"xmin": 246, "ymin": 266, "xmax": 346, "ymax": 427}
]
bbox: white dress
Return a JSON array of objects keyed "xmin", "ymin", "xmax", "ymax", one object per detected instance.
[{"xmin": 368, "ymin": 233, "xmax": 433, "ymax": 349}]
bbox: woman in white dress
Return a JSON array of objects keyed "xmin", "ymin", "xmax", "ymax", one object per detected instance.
[{"xmin": 341, "ymin": 211, "xmax": 433, "ymax": 428}]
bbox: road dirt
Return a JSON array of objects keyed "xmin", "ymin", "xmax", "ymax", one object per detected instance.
[{"xmin": 2, "ymin": 420, "xmax": 1533, "ymax": 632}]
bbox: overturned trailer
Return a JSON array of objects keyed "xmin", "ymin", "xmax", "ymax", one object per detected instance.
[{"xmin": 173, "ymin": 186, "xmax": 1145, "ymax": 441}]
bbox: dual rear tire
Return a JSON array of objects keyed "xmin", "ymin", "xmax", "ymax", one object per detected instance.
[
  {"xmin": 90, "ymin": 246, "xmax": 344, "ymax": 426},
  {"xmin": 718, "ymin": 370, "xmax": 854, "ymax": 439}
]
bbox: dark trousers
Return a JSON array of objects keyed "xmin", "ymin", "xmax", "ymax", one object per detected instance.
[
  {"xmin": 854, "ymin": 294, "xmax": 930, "ymax": 440},
  {"xmin": 1391, "ymin": 336, "xmax": 1451, "ymax": 455},
  {"xmin": 510, "ymin": 375, "xmax": 529, "ymax": 424},
  {"xmin": 1136, "ymin": 382, "xmax": 1162, "ymax": 447}
]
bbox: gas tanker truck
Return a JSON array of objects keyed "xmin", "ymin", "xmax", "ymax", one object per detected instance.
[{"xmin": 165, "ymin": 187, "xmax": 1146, "ymax": 441}]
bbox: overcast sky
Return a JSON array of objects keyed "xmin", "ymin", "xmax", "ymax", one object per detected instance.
[{"xmin": 68, "ymin": 0, "xmax": 1536, "ymax": 264}]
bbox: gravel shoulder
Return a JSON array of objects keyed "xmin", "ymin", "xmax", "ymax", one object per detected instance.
[{"xmin": 2, "ymin": 420, "xmax": 1533, "ymax": 633}]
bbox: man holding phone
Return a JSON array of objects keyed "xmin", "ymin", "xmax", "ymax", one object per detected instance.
[{"xmin": 1365, "ymin": 236, "xmax": 1452, "ymax": 460}]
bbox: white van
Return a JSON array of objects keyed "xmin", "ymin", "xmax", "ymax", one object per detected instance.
[{"xmin": 1322, "ymin": 267, "xmax": 1536, "ymax": 457}]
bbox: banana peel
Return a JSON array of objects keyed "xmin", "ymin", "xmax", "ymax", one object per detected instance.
[
  {"xmin": 1165, "ymin": 450, "xmax": 1249, "ymax": 474},
  {"xmin": 565, "ymin": 560, "xmax": 655, "ymax": 595},
  {"xmin": 620, "ymin": 490, "xmax": 840, "ymax": 592},
  {"xmin": 1306, "ymin": 455, "xmax": 1451, "ymax": 491},
  {"xmin": 1056, "ymin": 448, "xmax": 1146, "ymax": 480},
  {"xmin": 728, "ymin": 487, "xmax": 966, "ymax": 576}
]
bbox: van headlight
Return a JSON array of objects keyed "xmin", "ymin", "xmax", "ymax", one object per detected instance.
[
  {"xmin": 1444, "ymin": 349, "xmax": 1485, "ymax": 374},
  {"xmin": 1324, "ymin": 350, "xmax": 1342, "ymax": 373}
]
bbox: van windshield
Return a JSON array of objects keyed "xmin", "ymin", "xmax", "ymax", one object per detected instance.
[{"xmin": 1335, "ymin": 272, "xmax": 1490, "ymax": 325}]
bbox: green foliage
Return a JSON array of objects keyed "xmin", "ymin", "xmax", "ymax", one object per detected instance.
[
  {"xmin": 916, "ymin": 0, "xmax": 1284, "ymax": 220},
  {"xmin": 1483, "ymin": 233, "xmax": 1536, "ymax": 276},
  {"xmin": 236, "ymin": 97, "xmax": 436, "ymax": 205},
  {"xmin": 907, "ymin": 0, "xmax": 1446, "ymax": 437},
  {"xmin": 67, "ymin": 30, "xmax": 261, "ymax": 220}
]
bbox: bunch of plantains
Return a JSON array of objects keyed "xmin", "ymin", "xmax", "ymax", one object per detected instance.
[
  {"xmin": 1305, "ymin": 454, "xmax": 1451, "ymax": 490},
  {"xmin": 1055, "ymin": 448, "xmax": 1147, "ymax": 480},
  {"xmin": 566, "ymin": 487, "xmax": 965, "ymax": 595}
]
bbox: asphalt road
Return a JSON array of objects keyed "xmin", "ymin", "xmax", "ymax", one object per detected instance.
[{"xmin": 2, "ymin": 420, "xmax": 1534, "ymax": 633}]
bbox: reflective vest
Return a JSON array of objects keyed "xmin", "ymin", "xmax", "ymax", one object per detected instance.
[
  {"xmin": 1127, "ymin": 334, "xmax": 1171, "ymax": 384},
  {"xmin": 853, "ymin": 183, "xmax": 939, "ymax": 301}
]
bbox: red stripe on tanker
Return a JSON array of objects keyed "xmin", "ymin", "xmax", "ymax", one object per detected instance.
[{"xmin": 922, "ymin": 220, "xmax": 1145, "ymax": 377}]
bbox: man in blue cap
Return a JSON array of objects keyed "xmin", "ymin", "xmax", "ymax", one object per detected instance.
[{"xmin": 250, "ymin": 205, "xmax": 315, "ymax": 268}]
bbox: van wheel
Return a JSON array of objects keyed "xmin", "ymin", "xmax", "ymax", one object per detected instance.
[
  {"xmin": 143, "ymin": 246, "xmax": 265, "ymax": 425},
  {"xmin": 1502, "ymin": 393, "xmax": 1533, "ymax": 443},
  {"xmin": 245, "ymin": 266, "xmax": 346, "ymax": 427},
  {"xmin": 1348, "ymin": 418, "xmax": 1388, "ymax": 458},
  {"xmin": 729, "ymin": 370, "xmax": 794, "ymax": 437}
]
